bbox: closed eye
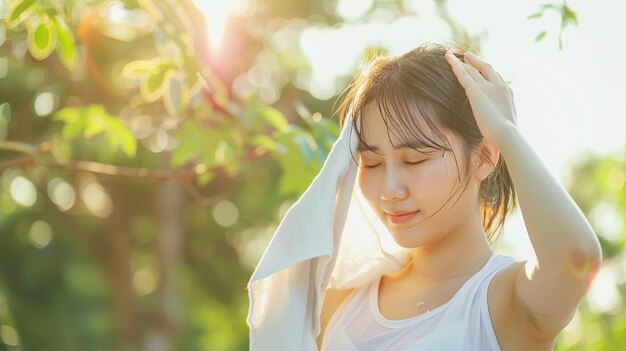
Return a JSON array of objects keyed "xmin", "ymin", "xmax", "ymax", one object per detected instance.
[{"xmin": 362, "ymin": 160, "xmax": 426, "ymax": 169}]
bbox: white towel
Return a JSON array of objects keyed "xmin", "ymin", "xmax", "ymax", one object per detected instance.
[{"xmin": 246, "ymin": 111, "xmax": 412, "ymax": 350}]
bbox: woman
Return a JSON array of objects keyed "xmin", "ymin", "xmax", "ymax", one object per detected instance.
[{"xmin": 246, "ymin": 43, "xmax": 602, "ymax": 351}]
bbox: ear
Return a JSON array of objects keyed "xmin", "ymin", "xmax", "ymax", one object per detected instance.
[{"xmin": 472, "ymin": 139, "xmax": 500, "ymax": 182}]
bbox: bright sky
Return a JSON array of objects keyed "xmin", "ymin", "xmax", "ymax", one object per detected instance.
[{"xmin": 303, "ymin": 0, "xmax": 626, "ymax": 174}]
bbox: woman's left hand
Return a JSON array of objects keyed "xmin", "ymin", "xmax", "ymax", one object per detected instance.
[{"xmin": 444, "ymin": 50, "xmax": 518, "ymax": 148}]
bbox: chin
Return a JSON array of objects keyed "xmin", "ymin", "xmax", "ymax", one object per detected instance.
[
  {"xmin": 389, "ymin": 231, "xmax": 430, "ymax": 249},
  {"xmin": 388, "ymin": 226, "xmax": 446, "ymax": 249}
]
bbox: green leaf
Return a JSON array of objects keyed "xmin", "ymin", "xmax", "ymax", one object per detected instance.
[
  {"xmin": 52, "ymin": 16, "xmax": 77, "ymax": 70},
  {"xmin": 122, "ymin": 58, "xmax": 168, "ymax": 79},
  {"xmin": 89, "ymin": 106, "xmax": 136, "ymax": 157},
  {"xmin": 251, "ymin": 134, "xmax": 279, "ymax": 152},
  {"xmin": 561, "ymin": 5, "xmax": 578, "ymax": 27},
  {"xmin": 141, "ymin": 67, "xmax": 168, "ymax": 102},
  {"xmin": 27, "ymin": 15, "xmax": 58, "ymax": 60},
  {"xmin": 54, "ymin": 107, "xmax": 81, "ymax": 123},
  {"xmin": 171, "ymin": 146, "xmax": 197, "ymax": 166},
  {"xmin": 54, "ymin": 105, "xmax": 136, "ymax": 158},
  {"xmin": 61, "ymin": 119, "xmax": 86, "ymax": 139},
  {"xmin": 171, "ymin": 121, "xmax": 225, "ymax": 167},
  {"xmin": 539, "ymin": 3, "xmax": 558, "ymax": 10},
  {"xmin": 200, "ymin": 149, "xmax": 218, "ymax": 168},
  {"xmin": 184, "ymin": 60, "xmax": 201, "ymax": 93},
  {"xmin": 55, "ymin": 107, "xmax": 89, "ymax": 139},
  {"xmin": 163, "ymin": 71, "xmax": 189, "ymax": 117},
  {"xmin": 257, "ymin": 106, "xmax": 288, "ymax": 132},
  {"xmin": 535, "ymin": 30, "xmax": 547, "ymax": 42},
  {"xmin": 115, "ymin": 123, "xmax": 137, "ymax": 158},
  {"xmin": 215, "ymin": 140, "xmax": 235, "ymax": 165},
  {"xmin": 527, "ymin": 12, "xmax": 542, "ymax": 20},
  {"xmin": 83, "ymin": 106, "xmax": 107, "ymax": 138},
  {"xmin": 293, "ymin": 133, "xmax": 313, "ymax": 165},
  {"xmin": 215, "ymin": 140, "xmax": 239, "ymax": 176},
  {"xmin": 197, "ymin": 70, "xmax": 229, "ymax": 109},
  {"xmin": 171, "ymin": 121, "xmax": 202, "ymax": 166},
  {"xmin": 320, "ymin": 119, "xmax": 340, "ymax": 138},
  {"xmin": 6, "ymin": 0, "xmax": 36, "ymax": 28},
  {"xmin": 275, "ymin": 140, "xmax": 317, "ymax": 196}
]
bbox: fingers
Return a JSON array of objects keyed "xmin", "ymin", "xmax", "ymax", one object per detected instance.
[
  {"xmin": 460, "ymin": 59, "xmax": 485, "ymax": 82},
  {"xmin": 438, "ymin": 50, "xmax": 485, "ymax": 89},
  {"xmin": 463, "ymin": 52, "xmax": 500, "ymax": 82},
  {"xmin": 445, "ymin": 50, "xmax": 475, "ymax": 88}
]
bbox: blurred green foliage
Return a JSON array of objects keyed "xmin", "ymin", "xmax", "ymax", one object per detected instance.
[
  {"xmin": 1, "ymin": 0, "xmax": 621, "ymax": 350},
  {"xmin": 554, "ymin": 152, "xmax": 626, "ymax": 350},
  {"xmin": 0, "ymin": 0, "xmax": 339, "ymax": 349}
]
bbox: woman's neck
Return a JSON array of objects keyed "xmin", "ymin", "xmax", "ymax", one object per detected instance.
[{"xmin": 403, "ymin": 216, "xmax": 494, "ymax": 282}]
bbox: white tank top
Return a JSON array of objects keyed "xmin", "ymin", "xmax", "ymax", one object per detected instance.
[{"xmin": 321, "ymin": 253, "xmax": 517, "ymax": 351}]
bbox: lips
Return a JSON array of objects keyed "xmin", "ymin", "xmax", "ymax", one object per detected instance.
[{"xmin": 386, "ymin": 210, "xmax": 420, "ymax": 225}]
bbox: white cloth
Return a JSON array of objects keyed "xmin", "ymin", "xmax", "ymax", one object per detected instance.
[
  {"xmin": 246, "ymin": 111, "xmax": 412, "ymax": 351},
  {"xmin": 320, "ymin": 252, "xmax": 517, "ymax": 351}
]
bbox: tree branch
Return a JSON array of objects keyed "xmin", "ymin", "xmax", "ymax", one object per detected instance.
[{"xmin": 0, "ymin": 140, "xmax": 269, "ymax": 182}]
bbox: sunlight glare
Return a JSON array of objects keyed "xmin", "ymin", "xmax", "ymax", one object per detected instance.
[{"xmin": 195, "ymin": 0, "xmax": 244, "ymax": 49}]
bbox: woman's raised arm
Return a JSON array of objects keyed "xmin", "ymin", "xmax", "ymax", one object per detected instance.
[{"xmin": 445, "ymin": 50, "xmax": 602, "ymax": 341}]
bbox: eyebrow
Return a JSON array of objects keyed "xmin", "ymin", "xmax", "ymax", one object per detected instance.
[{"xmin": 357, "ymin": 141, "xmax": 430, "ymax": 152}]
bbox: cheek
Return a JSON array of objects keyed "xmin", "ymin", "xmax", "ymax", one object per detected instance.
[
  {"xmin": 411, "ymin": 159, "xmax": 460, "ymax": 201},
  {"xmin": 357, "ymin": 169, "xmax": 377, "ymax": 201}
]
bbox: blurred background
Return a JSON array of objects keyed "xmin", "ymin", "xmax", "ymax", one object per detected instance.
[{"xmin": 0, "ymin": 0, "xmax": 624, "ymax": 350}]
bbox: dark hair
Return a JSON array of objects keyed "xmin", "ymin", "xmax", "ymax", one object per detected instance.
[{"xmin": 333, "ymin": 42, "xmax": 517, "ymax": 244}]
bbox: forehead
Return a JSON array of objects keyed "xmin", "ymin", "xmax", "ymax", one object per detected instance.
[{"xmin": 357, "ymin": 101, "xmax": 446, "ymax": 153}]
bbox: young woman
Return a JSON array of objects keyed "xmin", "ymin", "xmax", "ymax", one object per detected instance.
[{"xmin": 315, "ymin": 43, "xmax": 602, "ymax": 350}]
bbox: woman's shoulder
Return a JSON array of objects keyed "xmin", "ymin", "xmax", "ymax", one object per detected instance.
[{"xmin": 488, "ymin": 259, "xmax": 556, "ymax": 350}]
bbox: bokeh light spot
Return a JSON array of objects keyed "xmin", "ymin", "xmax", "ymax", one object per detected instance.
[
  {"xmin": 79, "ymin": 177, "xmax": 113, "ymax": 218},
  {"xmin": 29, "ymin": 221, "xmax": 53, "ymax": 249},
  {"xmin": 33, "ymin": 91, "xmax": 56, "ymax": 117},
  {"xmin": 132, "ymin": 268, "xmax": 158, "ymax": 296},
  {"xmin": 213, "ymin": 200, "xmax": 239, "ymax": 227},
  {"xmin": 10, "ymin": 176, "xmax": 37, "ymax": 207},
  {"xmin": 47, "ymin": 178, "xmax": 76, "ymax": 212},
  {"xmin": 130, "ymin": 114, "xmax": 153, "ymax": 139},
  {"xmin": 587, "ymin": 264, "xmax": 622, "ymax": 314},
  {"xmin": 589, "ymin": 202, "xmax": 623, "ymax": 243}
]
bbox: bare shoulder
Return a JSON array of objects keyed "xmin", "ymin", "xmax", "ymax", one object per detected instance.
[
  {"xmin": 488, "ymin": 260, "xmax": 556, "ymax": 351},
  {"xmin": 316, "ymin": 288, "xmax": 355, "ymax": 350}
]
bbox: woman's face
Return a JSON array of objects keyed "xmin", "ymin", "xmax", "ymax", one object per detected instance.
[{"xmin": 357, "ymin": 102, "xmax": 481, "ymax": 248}]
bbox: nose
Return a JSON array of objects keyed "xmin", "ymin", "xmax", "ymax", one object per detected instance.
[{"xmin": 380, "ymin": 167, "xmax": 408, "ymax": 201}]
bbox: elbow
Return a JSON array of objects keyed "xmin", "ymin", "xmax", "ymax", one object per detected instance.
[
  {"xmin": 569, "ymin": 234, "xmax": 603, "ymax": 288},
  {"xmin": 585, "ymin": 229, "xmax": 603, "ymax": 265}
]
